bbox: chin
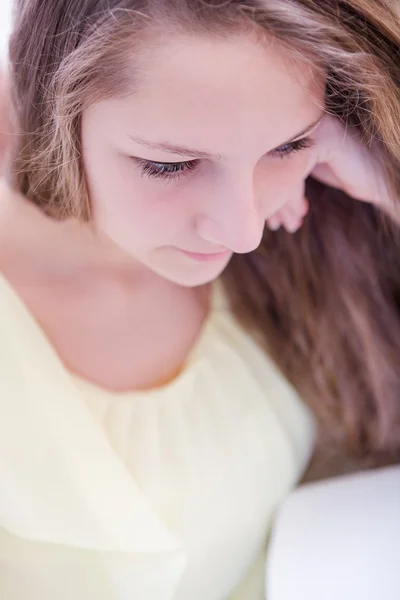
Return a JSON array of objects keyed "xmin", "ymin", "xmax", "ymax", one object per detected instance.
[{"xmin": 149, "ymin": 259, "xmax": 230, "ymax": 288}]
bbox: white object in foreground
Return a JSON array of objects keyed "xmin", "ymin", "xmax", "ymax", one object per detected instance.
[
  {"xmin": 266, "ymin": 465, "xmax": 400, "ymax": 600},
  {"xmin": 0, "ymin": 0, "xmax": 13, "ymax": 64}
]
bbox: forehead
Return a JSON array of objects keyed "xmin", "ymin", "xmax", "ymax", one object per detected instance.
[{"xmin": 99, "ymin": 32, "xmax": 324, "ymax": 155}]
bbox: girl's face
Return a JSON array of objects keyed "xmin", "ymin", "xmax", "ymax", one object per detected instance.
[{"xmin": 81, "ymin": 33, "xmax": 324, "ymax": 286}]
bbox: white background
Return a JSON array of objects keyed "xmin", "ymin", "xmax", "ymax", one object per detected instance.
[{"xmin": 0, "ymin": 0, "xmax": 13, "ymax": 63}]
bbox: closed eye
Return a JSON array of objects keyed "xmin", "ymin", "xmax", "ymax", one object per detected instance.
[
  {"xmin": 133, "ymin": 136, "xmax": 313, "ymax": 181},
  {"xmin": 270, "ymin": 137, "xmax": 313, "ymax": 158},
  {"xmin": 136, "ymin": 158, "xmax": 199, "ymax": 180}
]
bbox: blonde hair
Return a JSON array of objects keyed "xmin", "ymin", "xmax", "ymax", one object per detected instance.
[{"xmin": 8, "ymin": 0, "xmax": 400, "ymax": 456}]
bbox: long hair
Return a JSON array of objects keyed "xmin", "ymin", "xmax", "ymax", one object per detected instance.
[{"xmin": 7, "ymin": 0, "xmax": 400, "ymax": 456}]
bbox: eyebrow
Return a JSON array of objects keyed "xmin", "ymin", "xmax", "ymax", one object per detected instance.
[{"xmin": 128, "ymin": 114, "xmax": 324, "ymax": 160}]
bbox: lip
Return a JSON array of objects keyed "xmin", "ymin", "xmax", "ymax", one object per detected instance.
[{"xmin": 177, "ymin": 249, "xmax": 231, "ymax": 262}]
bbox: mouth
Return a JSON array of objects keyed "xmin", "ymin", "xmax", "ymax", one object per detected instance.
[{"xmin": 177, "ymin": 248, "xmax": 231, "ymax": 263}]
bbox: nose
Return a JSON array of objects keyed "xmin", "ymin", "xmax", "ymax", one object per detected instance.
[{"xmin": 196, "ymin": 177, "xmax": 265, "ymax": 254}]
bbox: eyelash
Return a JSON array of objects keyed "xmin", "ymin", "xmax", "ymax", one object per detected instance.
[
  {"xmin": 137, "ymin": 137, "xmax": 313, "ymax": 181},
  {"xmin": 139, "ymin": 159, "xmax": 199, "ymax": 180},
  {"xmin": 272, "ymin": 137, "xmax": 313, "ymax": 158}
]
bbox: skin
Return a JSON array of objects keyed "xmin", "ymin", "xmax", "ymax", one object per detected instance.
[
  {"xmin": 0, "ymin": 68, "xmax": 10, "ymax": 176},
  {"xmin": 0, "ymin": 31, "xmax": 384, "ymax": 391},
  {"xmin": 81, "ymin": 33, "xmax": 325, "ymax": 288}
]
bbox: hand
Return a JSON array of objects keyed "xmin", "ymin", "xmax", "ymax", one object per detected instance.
[
  {"xmin": 266, "ymin": 194, "xmax": 309, "ymax": 233},
  {"xmin": 266, "ymin": 114, "xmax": 391, "ymax": 232}
]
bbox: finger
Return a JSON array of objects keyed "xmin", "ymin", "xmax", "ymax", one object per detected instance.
[
  {"xmin": 266, "ymin": 190, "xmax": 309, "ymax": 232},
  {"xmin": 266, "ymin": 215, "xmax": 282, "ymax": 230},
  {"xmin": 281, "ymin": 199, "xmax": 308, "ymax": 232},
  {"xmin": 274, "ymin": 206, "xmax": 300, "ymax": 233},
  {"xmin": 298, "ymin": 195, "xmax": 309, "ymax": 218},
  {"xmin": 283, "ymin": 214, "xmax": 303, "ymax": 233},
  {"xmin": 289, "ymin": 194, "xmax": 308, "ymax": 218},
  {"xmin": 311, "ymin": 163, "xmax": 343, "ymax": 190},
  {"xmin": 266, "ymin": 199, "xmax": 307, "ymax": 232}
]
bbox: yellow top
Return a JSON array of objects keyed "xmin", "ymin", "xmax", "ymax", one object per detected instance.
[{"xmin": 0, "ymin": 271, "xmax": 315, "ymax": 599}]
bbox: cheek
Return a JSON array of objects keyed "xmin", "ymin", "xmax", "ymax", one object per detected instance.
[{"xmin": 86, "ymin": 154, "xmax": 197, "ymax": 245}]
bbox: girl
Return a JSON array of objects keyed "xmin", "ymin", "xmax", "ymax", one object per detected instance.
[{"xmin": 0, "ymin": 1, "xmax": 399, "ymax": 598}]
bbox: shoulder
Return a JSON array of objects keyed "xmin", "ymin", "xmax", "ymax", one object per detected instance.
[
  {"xmin": 0, "ymin": 179, "xmax": 55, "ymax": 281},
  {"xmin": 0, "ymin": 269, "xmax": 33, "ymax": 341},
  {"xmin": 0, "ymin": 178, "xmax": 24, "ymax": 262},
  {"xmin": 0, "ymin": 179, "xmax": 24, "ymax": 298},
  {"xmin": 0, "ymin": 177, "xmax": 15, "ymax": 216},
  {"xmin": 0, "ymin": 179, "xmax": 44, "ymax": 350},
  {"xmin": 0, "ymin": 68, "xmax": 10, "ymax": 172}
]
